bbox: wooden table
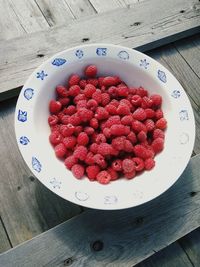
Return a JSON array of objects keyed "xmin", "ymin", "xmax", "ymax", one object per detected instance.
[{"xmin": 0, "ymin": 1, "xmax": 200, "ymax": 266}]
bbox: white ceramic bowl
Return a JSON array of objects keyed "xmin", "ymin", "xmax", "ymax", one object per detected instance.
[{"xmin": 15, "ymin": 44, "xmax": 195, "ymax": 210}]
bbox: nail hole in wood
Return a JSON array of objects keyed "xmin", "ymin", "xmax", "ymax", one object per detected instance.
[
  {"xmin": 82, "ymin": 38, "xmax": 90, "ymax": 42},
  {"xmin": 37, "ymin": 54, "xmax": 44, "ymax": 58},
  {"xmin": 80, "ymin": 8, "xmax": 84, "ymax": 12},
  {"xmin": 180, "ymin": 10, "xmax": 185, "ymax": 13},
  {"xmin": 132, "ymin": 22, "xmax": 141, "ymax": 26},
  {"xmin": 17, "ymin": 186, "xmax": 21, "ymax": 191},
  {"xmin": 91, "ymin": 240, "xmax": 104, "ymax": 252},
  {"xmin": 29, "ymin": 176, "xmax": 35, "ymax": 182},
  {"xmin": 190, "ymin": 191, "xmax": 197, "ymax": 197},
  {"xmin": 63, "ymin": 257, "xmax": 73, "ymax": 266}
]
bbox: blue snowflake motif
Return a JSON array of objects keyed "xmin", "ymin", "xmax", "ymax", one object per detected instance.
[
  {"xmin": 19, "ymin": 136, "xmax": 30, "ymax": 145},
  {"xmin": 75, "ymin": 49, "xmax": 84, "ymax": 59},
  {"xmin": 75, "ymin": 191, "xmax": 89, "ymax": 201},
  {"xmin": 104, "ymin": 195, "xmax": 118, "ymax": 204},
  {"xmin": 50, "ymin": 178, "xmax": 61, "ymax": 189},
  {"xmin": 179, "ymin": 110, "xmax": 189, "ymax": 121},
  {"xmin": 32, "ymin": 157, "xmax": 42, "ymax": 173},
  {"xmin": 118, "ymin": 50, "xmax": 129, "ymax": 60},
  {"xmin": 36, "ymin": 70, "xmax": 48, "ymax": 80},
  {"xmin": 171, "ymin": 90, "xmax": 181, "ymax": 98},
  {"xmin": 18, "ymin": 110, "xmax": 27, "ymax": 122},
  {"xmin": 179, "ymin": 133, "xmax": 189, "ymax": 145},
  {"xmin": 24, "ymin": 88, "xmax": 34, "ymax": 100},
  {"xmin": 52, "ymin": 58, "xmax": 66, "ymax": 66},
  {"xmin": 140, "ymin": 59, "xmax": 149, "ymax": 69},
  {"xmin": 157, "ymin": 70, "xmax": 167, "ymax": 83},
  {"xmin": 96, "ymin": 48, "xmax": 107, "ymax": 56}
]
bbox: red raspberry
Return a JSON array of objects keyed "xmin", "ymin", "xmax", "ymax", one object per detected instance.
[
  {"xmin": 95, "ymin": 133, "xmax": 106, "ymax": 144},
  {"xmin": 110, "ymin": 125, "xmax": 130, "ymax": 136},
  {"xmin": 129, "ymin": 87, "xmax": 137, "ymax": 94},
  {"xmin": 145, "ymin": 119, "xmax": 155, "ymax": 132},
  {"xmin": 153, "ymin": 129, "xmax": 165, "ymax": 140},
  {"xmin": 73, "ymin": 94, "xmax": 86, "ymax": 104},
  {"xmin": 49, "ymin": 131, "xmax": 62, "ymax": 145},
  {"xmin": 63, "ymin": 136, "xmax": 77, "ymax": 149},
  {"xmin": 144, "ymin": 158, "xmax": 155, "ymax": 170},
  {"xmin": 68, "ymin": 74, "xmax": 80, "ymax": 86},
  {"xmin": 134, "ymin": 145, "xmax": 152, "ymax": 159},
  {"xmin": 58, "ymin": 97, "xmax": 70, "ymax": 107},
  {"xmin": 61, "ymin": 115, "xmax": 70, "ymax": 125},
  {"xmin": 155, "ymin": 118, "xmax": 167, "ymax": 130},
  {"xmin": 155, "ymin": 109, "xmax": 163, "ymax": 119},
  {"xmin": 122, "ymin": 159, "xmax": 135, "ymax": 173},
  {"xmin": 121, "ymin": 115, "xmax": 133, "ymax": 125},
  {"xmin": 112, "ymin": 136, "xmax": 125, "ymax": 150},
  {"xmin": 79, "ymin": 79, "xmax": 87, "ymax": 89},
  {"xmin": 117, "ymin": 104, "xmax": 130, "ymax": 115},
  {"xmin": 98, "ymin": 143, "xmax": 113, "ymax": 156},
  {"xmin": 133, "ymin": 108, "xmax": 146, "ymax": 121},
  {"xmin": 74, "ymin": 125, "xmax": 83, "ymax": 136},
  {"xmin": 92, "ymin": 90, "xmax": 102, "ymax": 104},
  {"xmin": 105, "ymin": 104, "xmax": 117, "ymax": 115},
  {"xmin": 132, "ymin": 157, "xmax": 144, "ymax": 171},
  {"xmin": 107, "ymin": 167, "xmax": 119, "ymax": 181},
  {"xmin": 101, "ymin": 93, "xmax": 110, "ymax": 106},
  {"xmin": 103, "ymin": 128, "xmax": 111, "ymax": 138},
  {"xmin": 93, "ymin": 154, "xmax": 107, "ymax": 168},
  {"xmin": 108, "ymin": 86, "xmax": 118, "ymax": 98},
  {"xmin": 124, "ymin": 170, "xmax": 136, "ymax": 179},
  {"xmin": 69, "ymin": 85, "xmax": 81, "ymax": 97},
  {"xmin": 77, "ymin": 132, "xmax": 89, "ymax": 146},
  {"xmin": 110, "ymin": 99, "xmax": 119, "ymax": 107},
  {"xmin": 150, "ymin": 94, "xmax": 162, "ymax": 107},
  {"xmin": 141, "ymin": 97, "xmax": 153, "ymax": 109},
  {"xmin": 84, "ymin": 126, "xmax": 95, "ymax": 135},
  {"xmin": 48, "ymin": 115, "xmax": 58, "ymax": 126},
  {"xmin": 120, "ymin": 99, "xmax": 132, "ymax": 108},
  {"xmin": 84, "ymin": 84, "xmax": 96, "ymax": 98},
  {"xmin": 77, "ymin": 108, "xmax": 93, "ymax": 122},
  {"xmin": 98, "ymin": 77, "xmax": 104, "ymax": 87},
  {"xmin": 131, "ymin": 95, "xmax": 142, "ymax": 106},
  {"xmin": 95, "ymin": 107, "xmax": 109, "ymax": 120},
  {"xmin": 124, "ymin": 140, "xmax": 134, "ymax": 152},
  {"xmin": 127, "ymin": 132, "xmax": 137, "ymax": 144},
  {"xmin": 105, "ymin": 115, "xmax": 121, "ymax": 128},
  {"xmin": 64, "ymin": 105, "xmax": 76, "ymax": 115},
  {"xmin": 56, "ymin": 85, "xmax": 68, "ymax": 98},
  {"xmin": 76, "ymin": 100, "xmax": 87, "ymax": 109},
  {"xmin": 73, "ymin": 146, "xmax": 87, "ymax": 160},
  {"xmin": 90, "ymin": 118, "xmax": 99, "ymax": 129},
  {"xmin": 71, "ymin": 164, "xmax": 85, "ymax": 179},
  {"xmin": 85, "ymin": 65, "xmax": 97, "ymax": 77},
  {"xmin": 136, "ymin": 87, "xmax": 148, "ymax": 97},
  {"xmin": 51, "ymin": 124, "xmax": 60, "ymax": 132},
  {"xmin": 90, "ymin": 143, "xmax": 99, "ymax": 154},
  {"xmin": 86, "ymin": 165, "xmax": 100, "ymax": 180},
  {"xmin": 85, "ymin": 152, "xmax": 95, "ymax": 165},
  {"xmin": 57, "ymin": 111, "xmax": 65, "ymax": 121},
  {"xmin": 97, "ymin": 171, "xmax": 111, "ymax": 184},
  {"xmin": 112, "ymin": 159, "xmax": 122, "ymax": 171},
  {"xmin": 132, "ymin": 120, "xmax": 147, "ymax": 133},
  {"xmin": 64, "ymin": 155, "xmax": 77, "ymax": 169},
  {"xmin": 87, "ymin": 99, "xmax": 98, "ymax": 111},
  {"xmin": 151, "ymin": 138, "xmax": 164, "ymax": 153},
  {"xmin": 60, "ymin": 124, "xmax": 75, "ymax": 137},
  {"xmin": 117, "ymin": 86, "xmax": 129, "ymax": 97},
  {"xmin": 54, "ymin": 143, "xmax": 66, "ymax": 158},
  {"xmin": 145, "ymin": 108, "xmax": 155, "ymax": 119},
  {"xmin": 137, "ymin": 131, "xmax": 147, "ymax": 142},
  {"xmin": 87, "ymin": 78, "xmax": 98, "ymax": 87},
  {"xmin": 102, "ymin": 76, "xmax": 119, "ymax": 87},
  {"xmin": 49, "ymin": 100, "xmax": 62, "ymax": 114}
]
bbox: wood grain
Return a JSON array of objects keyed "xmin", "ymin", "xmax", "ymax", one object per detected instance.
[
  {"xmin": 64, "ymin": 0, "xmax": 96, "ymax": 18},
  {"xmin": 0, "ymin": 98, "xmax": 82, "ymax": 247},
  {"xmin": 0, "ymin": 154, "xmax": 199, "ymax": 266},
  {"xmin": 89, "ymin": 0, "xmax": 125, "ymax": 12},
  {"xmin": 0, "ymin": 0, "xmax": 199, "ymax": 100},
  {"xmin": 0, "ymin": 218, "xmax": 11, "ymax": 253}
]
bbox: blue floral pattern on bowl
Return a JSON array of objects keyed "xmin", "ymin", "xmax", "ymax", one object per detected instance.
[
  {"xmin": 18, "ymin": 110, "xmax": 27, "ymax": 122},
  {"xmin": 32, "ymin": 157, "xmax": 42, "ymax": 173},
  {"xmin": 179, "ymin": 110, "xmax": 189, "ymax": 121},
  {"xmin": 24, "ymin": 88, "xmax": 34, "ymax": 100},
  {"xmin": 75, "ymin": 191, "xmax": 89, "ymax": 201},
  {"xmin": 52, "ymin": 58, "xmax": 66, "ymax": 66},
  {"xmin": 36, "ymin": 70, "xmax": 48, "ymax": 80},
  {"xmin": 96, "ymin": 48, "xmax": 107, "ymax": 56},
  {"xmin": 75, "ymin": 49, "xmax": 84, "ymax": 59},
  {"xmin": 140, "ymin": 59, "xmax": 149, "ymax": 69},
  {"xmin": 118, "ymin": 50, "xmax": 129, "ymax": 60},
  {"xmin": 158, "ymin": 70, "xmax": 167, "ymax": 83},
  {"xmin": 19, "ymin": 136, "xmax": 30, "ymax": 145},
  {"xmin": 50, "ymin": 178, "xmax": 61, "ymax": 189},
  {"xmin": 179, "ymin": 133, "xmax": 189, "ymax": 144},
  {"xmin": 104, "ymin": 195, "xmax": 118, "ymax": 204},
  {"xmin": 171, "ymin": 90, "xmax": 181, "ymax": 98}
]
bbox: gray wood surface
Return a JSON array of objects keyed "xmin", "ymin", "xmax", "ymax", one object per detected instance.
[
  {"xmin": 0, "ymin": 0, "xmax": 199, "ymax": 100},
  {"xmin": 0, "ymin": 154, "xmax": 199, "ymax": 267},
  {"xmin": 0, "ymin": 218, "xmax": 11, "ymax": 253}
]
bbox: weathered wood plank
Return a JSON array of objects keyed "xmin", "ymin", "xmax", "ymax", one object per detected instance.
[
  {"xmin": 0, "ymin": 98, "xmax": 82, "ymax": 247},
  {"xmin": 89, "ymin": 0, "xmax": 125, "ymax": 13},
  {"xmin": 0, "ymin": 218, "xmax": 12, "ymax": 253},
  {"xmin": 0, "ymin": 0, "xmax": 199, "ymax": 100},
  {"xmin": 0, "ymin": 154, "xmax": 200, "ymax": 267},
  {"xmin": 64, "ymin": 0, "xmax": 96, "ymax": 17}
]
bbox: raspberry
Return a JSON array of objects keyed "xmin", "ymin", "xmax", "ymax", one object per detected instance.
[
  {"xmin": 87, "ymin": 99, "xmax": 98, "ymax": 111},
  {"xmin": 137, "ymin": 131, "xmax": 147, "ymax": 142},
  {"xmin": 124, "ymin": 140, "xmax": 134, "ymax": 152},
  {"xmin": 112, "ymin": 159, "xmax": 122, "ymax": 171},
  {"xmin": 117, "ymin": 86, "xmax": 129, "ymax": 97},
  {"xmin": 49, "ymin": 100, "xmax": 62, "ymax": 114},
  {"xmin": 105, "ymin": 104, "xmax": 117, "ymax": 115},
  {"xmin": 87, "ymin": 78, "xmax": 98, "ymax": 87},
  {"xmin": 98, "ymin": 77, "xmax": 104, "ymax": 87},
  {"xmin": 84, "ymin": 126, "xmax": 95, "ymax": 135},
  {"xmin": 60, "ymin": 124, "xmax": 75, "ymax": 137},
  {"xmin": 77, "ymin": 108, "xmax": 93, "ymax": 122},
  {"xmin": 122, "ymin": 159, "xmax": 135, "ymax": 173},
  {"xmin": 48, "ymin": 115, "xmax": 58, "ymax": 126},
  {"xmin": 90, "ymin": 143, "xmax": 99, "ymax": 154},
  {"xmin": 144, "ymin": 158, "xmax": 155, "ymax": 170},
  {"xmin": 151, "ymin": 138, "xmax": 164, "ymax": 153},
  {"xmin": 61, "ymin": 115, "xmax": 70, "ymax": 125},
  {"xmin": 103, "ymin": 128, "xmax": 111, "ymax": 138},
  {"xmin": 117, "ymin": 104, "xmax": 130, "ymax": 115},
  {"xmin": 155, "ymin": 109, "xmax": 163, "ymax": 119},
  {"xmin": 101, "ymin": 93, "xmax": 110, "ymax": 106},
  {"xmin": 102, "ymin": 76, "xmax": 119, "ymax": 87},
  {"xmin": 145, "ymin": 119, "xmax": 155, "ymax": 132},
  {"xmin": 132, "ymin": 120, "xmax": 147, "ymax": 133},
  {"xmin": 79, "ymin": 79, "xmax": 87, "ymax": 88},
  {"xmin": 141, "ymin": 97, "xmax": 153, "ymax": 109},
  {"xmin": 58, "ymin": 97, "xmax": 70, "ymax": 107},
  {"xmin": 73, "ymin": 94, "xmax": 86, "ymax": 104},
  {"xmin": 145, "ymin": 108, "xmax": 155, "ymax": 119},
  {"xmin": 54, "ymin": 143, "xmax": 66, "ymax": 158},
  {"xmin": 150, "ymin": 94, "xmax": 162, "ymax": 107},
  {"xmin": 74, "ymin": 125, "xmax": 83, "ymax": 136},
  {"xmin": 153, "ymin": 129, "xmax": 165, "ymax": 140},
  {"xmin": 51, "ymin": 124, "xmax": 60, "ymax": 132},
  {"xmin": 110, "ymin": 99, "xmax": 119, "ymax": 107},
  {"xmin": 131, "ymin": 95, "xmax": 142, "ymax": 106},
  {"xmin": 120, "ymin": 99, "xmax": 132, "ymax": 108},
  {"xmin": 132, "ymin": 157, "xmax": 144, "ymax": 171},
  {"xmin": 85, "ymin": 65, "xmax": 97, "ymax": 77},
  {"xmin": 155, "ymin": 118, "xmax": 167, "ymax": 130},
  {"xmin": 95, "ymin": 107, "xmax": 109, "ymax": 120},
  {"xmin": 56, "ymin": 85, "xmax": 68, "ymax": 98},
  {"xmin": 133, "ymin": 108, "xmax": 146, "ymax": 121},
  {"xmin": 95, "ymin": 133, "xmax": 106, "ymax": 144},
  {"xmin": 73, "ymin": 146, "xmax": 87, "ymax": 160},
  {"xmin": 93, "ymin": 154, "xmax": 107, "ymax": 168},
  {"xmin": 92, "ymin": 90, "xmax": 102, "ymax": 103},
  {"xmin": 86, "ymin": 165, "xmax": 100, "ymax": 180},
  {"xmin": 71, "ymin": 164, "xmax": 85, "ymax": 179},
  {"xmin": 110, "ymin": 125, "xmax": 130, "ymax": 136},
  {"xmin": 69, "ymin": 85, "xmax": 81, "ymax": 97},
  {"xmin": 98, "ymin": 143, "xmax": 113, "ymax": 156},
  {"xmin": 97, "ymin": 171, "xmax": 111, "ymax": 184},
  {"xmin": 108, "ymin": 86, "xmax": 118, "ymax": 98},
  {"xmin": 90, "ymin": 118, "xmax": 99, "ymax": 129},
  {"xmin": 136, "ymin": 87, "xmax": 148, "ymax": 97},
  {"xmin": 112, "ymin": 136, "xmax": 125, "ymax": 150},
  {"xmin": 107, "ymin": 167, "xmax": 119, "ymax": 181},
  {"xmin": 63, "ymin": 136, "xmax": 77, "ymax": 149},
  {"xmin": 121, "ymin": 115, "xmax": 133, "ymax": 125},
  {"xmin": 64, "ymin": 105, "xmax": 76, "ymax": 115},
  {"xmin": 129, "ymin": 87, "xmax": 137, "ymax": 94},
  {"xmin": 105, "ymin": 115, "xmax": 121, "ymax": 128},
  {"xmin": 49, "ymin": 131, "xmax": 62, "ymax": 145},
  {"xmin": 85, "ymin": 152, "xmax": 95, "ymax": 165},
  {"xmin": 124, "ymin": 170, "xmax": 136, "ymax": 179},
  {"xmin": 68, "ymin": 74, "xmax": 80, "ymax": 86},
  {"xmin": 84, "ymin": 84, "xmax": 96, "ymax": 98},
  {"xmin": 127, "ymin": 132, "xmax": 137, "ymax": 144},
  {"xmin": 64, "ymin": 155, "xmax": 77, "ymax": 169},
  {"xmin": 77, "ymin": 132, "xmax": 89, "ymax": 146},
  {"xmin": 134, "ymin": 145, "xmax": 151, "ymax": 159},
  {"xmin": 76, "ymin": 100, "xmax": 87, "ymax": 109}
]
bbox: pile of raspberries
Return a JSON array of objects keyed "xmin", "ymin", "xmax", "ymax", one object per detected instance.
[{"xmin": 48, "ymin": 65, "xmax": 167, "ymax": 184}]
